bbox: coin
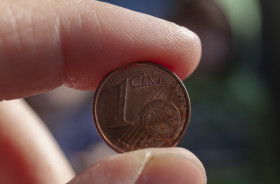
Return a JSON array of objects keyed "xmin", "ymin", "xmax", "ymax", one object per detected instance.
[{"xmin": 93, "ymin": 62, "xmax": 191, "ymax": 153}]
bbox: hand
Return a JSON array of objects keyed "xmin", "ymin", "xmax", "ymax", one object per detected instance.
[{"xmin": 0, "ymin": 0, "xmax": 205, "ymax": 184}]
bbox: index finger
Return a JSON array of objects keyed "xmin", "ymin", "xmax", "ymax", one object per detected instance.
[{"xmin": 0, "ymin": 0, "xmax": 201, "ymax": 100}]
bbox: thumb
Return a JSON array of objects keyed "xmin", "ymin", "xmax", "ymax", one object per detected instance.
[{"xmin": 68, "ymin": 147, "xmax": 206, "ymax": 184}]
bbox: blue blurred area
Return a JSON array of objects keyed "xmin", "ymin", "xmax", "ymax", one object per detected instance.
[
  {"xmin": 52, "ymin": 99, "xmax": 101, "ymax": 158},
  {"xmin": 101, "ymin": 0, "xmax": 176, "ymax": 19},
  {"xmin": 26, "ymin": 0, "xmax": 280, "ymax": 183}
]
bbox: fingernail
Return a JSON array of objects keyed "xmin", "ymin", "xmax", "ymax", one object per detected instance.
[{"xmin": 136, "ymin": 148, "xmax": 207, "ymax": 184}]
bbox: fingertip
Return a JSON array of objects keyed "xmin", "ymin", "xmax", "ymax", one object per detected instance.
[
  {"xmin": 61, "ymin": 1, "xmax": 202, "ymax": 90},
  {"xmin": 0, "ymin": 0, "xmax": 201, "ymax": 99},
  {"xmin": 68, "ymin": 148, "xmax": 206, "ymax": 184}
]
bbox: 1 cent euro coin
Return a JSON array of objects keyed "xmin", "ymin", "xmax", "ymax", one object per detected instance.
[{"xmin": 93, "ymin": 62, "xmax": 191, "ymax": 153}]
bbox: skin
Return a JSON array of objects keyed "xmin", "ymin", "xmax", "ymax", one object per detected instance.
[{"xmin": 0, "ymin": 0, "xmax": 205, "ymax": 183}]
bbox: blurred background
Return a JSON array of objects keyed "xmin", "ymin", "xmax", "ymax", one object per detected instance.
[{"xmin": 25, "ymin": 0, "xmax": 280, "ymax": 183}]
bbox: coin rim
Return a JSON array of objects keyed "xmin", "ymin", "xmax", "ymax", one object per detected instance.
[{"xmin": 92, "ymin": 62, "xmax": 191, "ymax": 153}]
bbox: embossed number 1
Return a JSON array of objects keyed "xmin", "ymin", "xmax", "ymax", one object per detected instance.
[{"xmin": 115, "ymin": 78, "xmax": 131, "ymax": 124}]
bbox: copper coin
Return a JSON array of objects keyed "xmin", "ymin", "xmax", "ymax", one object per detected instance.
[{"xmin": 93, "ymin": 62, "xmax": 191, "ymax": 153}]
